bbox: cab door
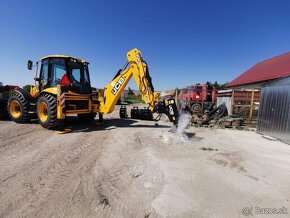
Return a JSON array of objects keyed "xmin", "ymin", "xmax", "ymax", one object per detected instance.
[{"xmin": 39, "ymin": 59, "xmax": 49, "ymax": 91}]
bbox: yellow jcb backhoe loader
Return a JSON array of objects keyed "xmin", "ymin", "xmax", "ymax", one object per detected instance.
[{"xmin": 7, "ymin": 48, "xmax": 178, "ymax": 133}]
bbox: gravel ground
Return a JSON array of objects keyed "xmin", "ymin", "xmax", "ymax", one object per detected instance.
[{"xmin": 0, "ymin": 106, "xmax": 290, "ymax": 217}]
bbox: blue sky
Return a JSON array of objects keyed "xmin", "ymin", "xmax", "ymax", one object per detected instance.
[{"xmin": 1, "ymin": 0, "xmax": 290, "ymax": 90}]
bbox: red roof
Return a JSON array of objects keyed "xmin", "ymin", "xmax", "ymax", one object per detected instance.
[{"xmin": 227, "ymin": 52, "xmax": 290, "ymax": 87}]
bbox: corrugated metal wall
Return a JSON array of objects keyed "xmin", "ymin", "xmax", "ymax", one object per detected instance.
[{"xmin": 257, "ymin": 77, "xmax": 290, "ymax": 143}]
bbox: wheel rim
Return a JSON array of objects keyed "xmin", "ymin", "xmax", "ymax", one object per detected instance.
[
  {"xmin": 10, "ymin": 100, "xmax": 21, "ymax": 118},
  {"xmin": 38, "ymin": 101, "xmax": 48, "ymax": 122},
  {"xmin": 191, "ymin": 104, "xmax": 202, "ymax": 114}
]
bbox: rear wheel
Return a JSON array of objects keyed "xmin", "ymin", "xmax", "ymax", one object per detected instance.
[
  {"xmin": 37, "ymin": 94, "xmax": 57, "ymax": 129},
  {"xmin": 190, "ymin": 103, "xmax": 202, "ymax": 114},
  {"xmin": 7, "ymin": 92, "xmax": 30, "ymax": 123},
  {"xmin": 77, "ymin": 113, "xmax": 96, "ymax": 122}
]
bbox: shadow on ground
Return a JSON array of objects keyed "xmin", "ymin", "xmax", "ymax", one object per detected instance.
[
  {"xmin": 1, "ymin": 116, "xmax": 171, "ymax": 133},
  {"xmin": 65, "ymin": 117, "xmax": 170, "ymax": 133},
  {"xmin": 184, "ymin": 132, "xmax": 196, "ymax": 138}
]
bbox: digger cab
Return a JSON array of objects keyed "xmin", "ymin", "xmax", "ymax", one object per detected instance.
[{"xmin": 34, "ymin": 55, "xmax": 92, "ymax": 94}]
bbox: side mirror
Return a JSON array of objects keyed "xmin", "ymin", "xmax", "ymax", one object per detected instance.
[{"xmin": 27, "ymin": 60, "xmax": 33, "ymax": 70}]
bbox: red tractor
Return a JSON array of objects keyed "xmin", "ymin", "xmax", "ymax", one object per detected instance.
[{"xmin": 178, "ymin": 83, "xmax": 217, "ymax": 114}]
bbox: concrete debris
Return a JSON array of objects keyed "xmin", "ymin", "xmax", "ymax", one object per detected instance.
[{"xmin": 161, "ymin": 132, "xmax": 189, "ymax": 144}]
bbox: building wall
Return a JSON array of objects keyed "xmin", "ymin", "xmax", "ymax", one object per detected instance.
[
  {"xmin": 217, "ymin": 89, "xmax": 260, "ymax": 123},
  {"xmin": 257, "ymin": 77, "xmax": 290, "ymax": 144}
]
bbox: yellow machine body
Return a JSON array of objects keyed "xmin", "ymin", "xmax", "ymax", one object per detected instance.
[
  {"xmin": 98, "ymin": 48, "xmax": 160, "ymax": 114},
  {"xmin": 7, "ymin": 48, "xmax": 178, "ymax": 132}
]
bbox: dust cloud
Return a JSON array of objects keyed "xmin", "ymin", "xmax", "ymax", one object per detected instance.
[{"xmin": 161, "ymin": 111, "xmax": 192, "ymax": 144}]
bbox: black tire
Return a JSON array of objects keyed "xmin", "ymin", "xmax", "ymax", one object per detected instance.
[
  {"xmin": 0, "ymin": 101, "xmax": 8, "ymax": 120},
  {"xmin": 119, "ymin": 106, "xmax": 127, "ymax": 118},
  {"xmin": 77, "ymin": 113, "xmax": 96, "ymax": 122},
  {"xmin": 190, "ymin": 103, "xmax": 202, "ymax": 115},
  {"xmin": 7, "ymin": 92, "xmax": 30, "ymax": 123},
  {"xmin": 37, "ymin": 94, "xmax": 57, "ymax": 129}
]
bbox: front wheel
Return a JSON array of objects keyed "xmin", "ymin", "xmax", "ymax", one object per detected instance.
[{"xmin": 37, "ymin": 94, "xmax": 57, "ymax": 129}]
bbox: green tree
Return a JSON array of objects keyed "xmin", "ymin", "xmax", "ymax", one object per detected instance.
[
  {"xmin": 124, "ymin": 87, "xmax": 143, "ymax": 103},
  {"xmin": 0, "ymin": 82, "xmax": 3, "ymax": 86},
  {"xmin": 23, "ymin": 84, "xmax": 32, "ymax": 92},
  {"xmin": 206, "ymin": 81, "xmax": 228, "ymax": 90},
  {"xmin": 128, "ymin": 87, "xmax": 135, "ymax": 96}
]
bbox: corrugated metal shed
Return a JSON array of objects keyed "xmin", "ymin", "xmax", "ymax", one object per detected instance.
[
  {"xmin": 228, "ymin": 52, "xmax": 290, "ymax": 87},
  {"xmin": 257, "ymin": 77, "xmax": 290, "ymax": 144}
]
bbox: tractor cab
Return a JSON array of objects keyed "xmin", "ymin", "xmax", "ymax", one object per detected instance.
[
  {"xmin": 30, "ymin": 56, "xmax": 92, "ymax": 94},
  {"xmin": 194, "ymin": 84, "xmax": 203, "ymax": 93}
]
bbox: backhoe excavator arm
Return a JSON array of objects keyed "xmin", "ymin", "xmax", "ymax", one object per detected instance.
[{"xmin": 98, "ymin": 48, "xmax": 178, "ymax": 124}]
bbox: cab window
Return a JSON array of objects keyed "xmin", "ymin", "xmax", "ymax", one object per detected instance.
[
  {"xmin": 50, "ymin": 59, "xmax": 66, "ymax": 86},
  {"xmin": 72, "ymin": 68, "xmax": 81, "ymax": 83},
  {"xmin": 40, "ymin": 60, "xmax": 49, "ymax": 87},
  {"xmin": 84, "ymin": 66, "xmax": 90, "ymax": 84},
  {"xmin": 181, "ymin": 89, "xmax": 188, "ymax": 94}
]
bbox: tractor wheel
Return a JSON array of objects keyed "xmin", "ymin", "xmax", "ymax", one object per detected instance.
[
  {"xmin": 37, "ymin": 94, "xmax": 57, "ymax": 129},
  {"xmin": 7, "ymin": 92, "xmax": 30, "ymax": 123},
  {"xmin": 190, "ymin": 103, "xmax": 202, "ymax": 115},
  {"xmin": 77, "ymin": 113, "xmax": 96, "ymax": 122}
]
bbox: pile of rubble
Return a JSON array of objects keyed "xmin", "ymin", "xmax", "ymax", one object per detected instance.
[{"xmin": 191, "ymin": 103, "xmax": 244, "ymax": 128}]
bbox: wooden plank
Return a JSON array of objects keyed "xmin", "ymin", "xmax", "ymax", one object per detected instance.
[{"xmin": 249, "ymin": 89, "xmax": 255, "ymax": 121}]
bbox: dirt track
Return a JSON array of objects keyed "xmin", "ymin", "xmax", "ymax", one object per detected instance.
[{"xmin": 0, "ymin": 106, "xmax": 290, "ymax": 217}]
